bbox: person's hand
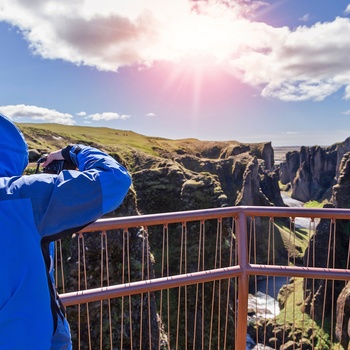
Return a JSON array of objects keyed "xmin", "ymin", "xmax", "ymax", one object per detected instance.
[{"xmin": 42, "ymin": 149, "xmax": 64, "ymax": 167}]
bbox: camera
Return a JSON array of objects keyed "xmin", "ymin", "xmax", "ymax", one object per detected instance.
[{"xmin": 35, "ymin": 156, "xmax": 75, "ymax": 174}]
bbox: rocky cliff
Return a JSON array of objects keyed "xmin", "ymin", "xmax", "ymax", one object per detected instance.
[
  {"xmin": 131, "ymin": 144, "xmax": 283, "ymax": 214},
  {"xmin": 279, "ymin": 137, "xmax": 350, "ymax": 202},
  {"xmin": 21, "ymin": 124, "xmax": 279, "ymax": 211},
  {"xmin": 296, "ymin": 151, "xmax": 350, "ymax": 349}
]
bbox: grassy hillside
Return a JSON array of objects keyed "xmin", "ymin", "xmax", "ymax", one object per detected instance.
[
  {"xmin": 19, "ymin": 123, "xmax": 166, "ymax": 156},
  {"xmin": 18, "ymin": 122, "xmax": 267, "ymax": 169}
]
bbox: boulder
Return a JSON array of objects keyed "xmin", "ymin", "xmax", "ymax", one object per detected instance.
[{"xmin": 28, "ymin": 149, "xmax": 41, "ymax": 162}]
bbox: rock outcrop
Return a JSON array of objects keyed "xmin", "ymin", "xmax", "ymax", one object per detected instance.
[
  {"xmin": 336, "ymin": 282, "xmax": 350, "ymax": 349},
  {"xmin": 279, "ymin": 138, "xmax": 350, "ymax": 202},
  {"xmin": 332, "ymin": 152, "xmax": 350, "ymax": 208},
  {"xmin": 332, "ymin": 152, "xmax": 350, "ymax": 348},
  {"xmin": 131, "ymin": 144, "xmax": 282, "ymax": 214},
  {"xmin": 279, "ymin": 150, "xmax": 300, "ymax": 184},
  {"xmin": 299, "ymin": 151, "xmax": 350, "ymax": 348}
]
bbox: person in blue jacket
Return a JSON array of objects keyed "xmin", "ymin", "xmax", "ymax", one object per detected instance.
[{"xmin": 0, "ymin": 113, "xmax": 132, "ymax": 349}]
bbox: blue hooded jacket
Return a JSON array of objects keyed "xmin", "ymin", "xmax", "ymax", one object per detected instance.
[{"xmin": 0, "ymin": 113, "xmax": 132, "ymax": 349}]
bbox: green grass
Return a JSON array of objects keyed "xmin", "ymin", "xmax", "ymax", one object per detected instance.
[
  {"xmin": 276, "ymin": 277, "xmax": 336, "ymax": 349},
  {"xmin": 274, "ymin": 222, "xmax": 311, "ymax": 259},
  {"xmin": 18, "ymin": 122, "xmax": 266, "ymax": 158},
  {"xmin": 279, "ymin": 182, "xmax": 292, "ymax": 195},
  {"xmin": 19, "ymin": 123, "xmax": 165, "ymax": 155},
  {"xmin": 277, "ymin": 278, "xmax": 345, "ymax": 349},
  {"xmin": 303, "ymin": 200, "xmax": 329, "ymax": 208},
  {"xmin": 272, "ymin": 223, "xmax": 343, "ymax": 349}
]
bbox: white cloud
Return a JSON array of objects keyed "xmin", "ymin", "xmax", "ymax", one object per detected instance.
[
  {"xmin": 299, "ymin": 14, "xmax": 311, "ymax": 22},
  {"xmin": 261, "ymin": 80, "xmax": 342, "ymax": 102},
  {"xmin": 0, "ymin": 0, "xmax": 267, "ymax": 69},
  {"xmin": 0, "ymin": 104, "xmax": 75, "ymax": 124},
  {"xmin": 283, "ymin": 131, "xmax": 298, "ymax": 135},
  {"xmin": 146, "ymin": 112, "xmax": 156, "ymax": 117},
  {"xmin": 1, "ymin": 0, "xmax": 350, "ymax": 102},
  {"xmin": 345, "ymin": 4, "xmax": 350, "ymax": 14},
  {"xmin": 85, "ymin": 112, "xmax": 130, "ymax": 121},
  {"xmin": 344, "ymin": 85, "xmax": 350, "ymax": 100},
  {"xmin": 0, "ymin": 105, "xmax": 132, "ymax": 125},
  {"xmin": 233, "ymin": 18, "xmax": 350, "ymax": 101},
  {"xmin": 342, "ymin": 110, "xmax": 350, "ymax": 115}
]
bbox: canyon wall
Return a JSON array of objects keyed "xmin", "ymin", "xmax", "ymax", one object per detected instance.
[{"xmin": 279, "ymin": 137, "xmax": 350, "ymax": 202}]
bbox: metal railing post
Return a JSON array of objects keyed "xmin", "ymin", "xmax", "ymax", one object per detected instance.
[{"xmin": 235, "ymin": 210, "xmax": 249, "ymax": 349}]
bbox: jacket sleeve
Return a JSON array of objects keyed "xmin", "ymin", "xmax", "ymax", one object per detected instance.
[{"xmin": 30, "ymin": 145, "xmax": 132, "ymax": 238}]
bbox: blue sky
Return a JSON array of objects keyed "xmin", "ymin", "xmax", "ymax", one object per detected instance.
[{"xmin": 1, "ymin": 0, "xmax": 350, "ymax": 146}]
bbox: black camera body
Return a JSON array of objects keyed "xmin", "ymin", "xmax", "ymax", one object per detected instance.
[
  {"xmin": 42, "ymin": 159, "xmax": 66, "ymax": 174},
  {"xmin": 35, "ymin": 156, "xmax": 75, "ymax": 174}
]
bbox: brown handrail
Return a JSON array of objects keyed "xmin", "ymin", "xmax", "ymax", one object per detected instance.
[
  {"xmin": 79, "ymin": 206, "xmax": 350, "ymax": 232},
  {"xmin": 60, "ymin": 205, "xmax": 350, "ymax": 349}
]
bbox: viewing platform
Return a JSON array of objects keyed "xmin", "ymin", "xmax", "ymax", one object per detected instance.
[{"xmin": 56, "ymin": 206, "xmax": 350, "ymax": 349}]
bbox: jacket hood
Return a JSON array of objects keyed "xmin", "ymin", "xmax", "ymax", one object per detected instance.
[{"xmin": 0, "ymin": 113, "xmax": 29, "ymax": 177}]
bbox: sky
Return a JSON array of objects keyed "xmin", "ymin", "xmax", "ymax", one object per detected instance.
[{"xmin": 1, "ymin": 0, "xmax": 350, "ymax": 147}]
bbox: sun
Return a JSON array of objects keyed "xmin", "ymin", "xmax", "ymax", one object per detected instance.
[{"xmin": 155, "ymin": 2, "xmax": 251, "ymax": 66}]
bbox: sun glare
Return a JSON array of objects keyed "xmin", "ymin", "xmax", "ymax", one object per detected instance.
[
  {"xmin": 138, "ymin": 2, "xmax": 262, "ymax": 119},
  {"xmin": 150, "ymin": 3, "xmax": 255, "ymax": 114},
  {"xmin": 156, "ymin": 1, "xmax": 254, "ymax": 67}
]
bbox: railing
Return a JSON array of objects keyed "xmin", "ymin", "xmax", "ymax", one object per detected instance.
[{"xmin": 55, "ymin": 206, "xmax": 350, "ymax": 349}]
